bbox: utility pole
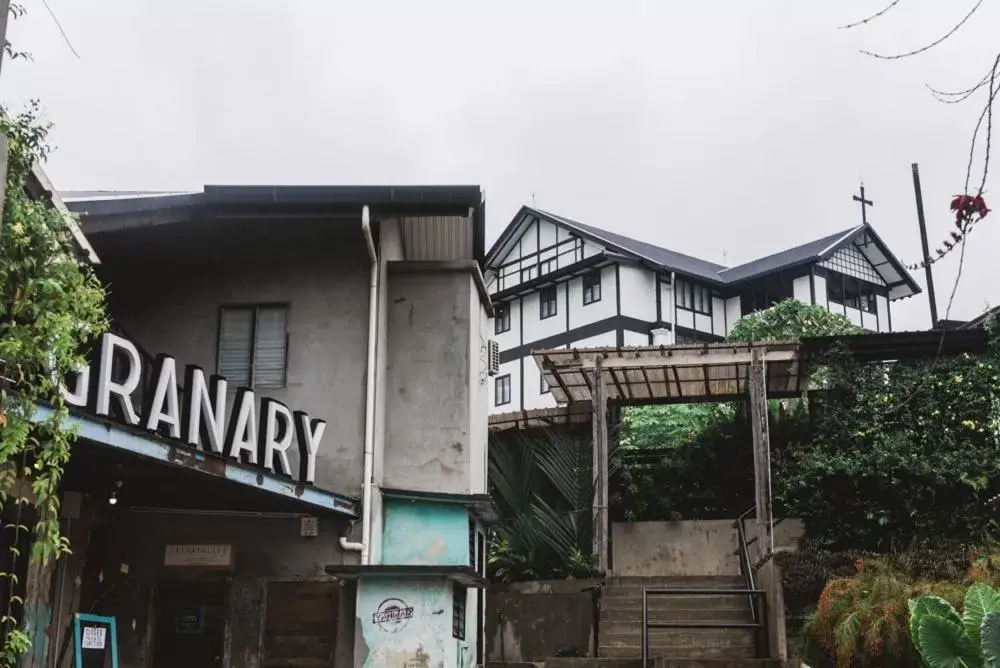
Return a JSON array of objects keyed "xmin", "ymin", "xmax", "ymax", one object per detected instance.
[{"xmin": 911, "ymin": 163, "xmax": 939, "ymax": 328}]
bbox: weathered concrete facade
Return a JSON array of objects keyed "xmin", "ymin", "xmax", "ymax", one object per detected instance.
[{"xmin": 29, "ymin": 186, "xmax": 491, "ymax": 668}]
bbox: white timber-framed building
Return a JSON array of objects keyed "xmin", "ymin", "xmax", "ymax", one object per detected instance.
[{"xmin": 484, "ymin": 206, "xmax": 921, "ymax": 414}]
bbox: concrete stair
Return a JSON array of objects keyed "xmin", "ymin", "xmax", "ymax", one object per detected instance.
[{"xmin": 597, "ymin": 576, "xmax": 762, "ymax": 663}]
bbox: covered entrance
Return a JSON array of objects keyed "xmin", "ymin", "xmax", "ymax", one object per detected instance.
[
  {"xmin": 25, "ymin": 407, "xmax": 360, "ymax": 668},
  {"xmin": 153, "ymin": 579, "xmax": 229, "ymax": 668}
]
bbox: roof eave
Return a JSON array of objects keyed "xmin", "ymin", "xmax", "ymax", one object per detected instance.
[{"xmin": 28, "ymin": 164, "xmax": 100, "ymax": 264}]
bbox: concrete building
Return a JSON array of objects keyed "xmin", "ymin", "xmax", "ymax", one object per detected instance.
[
  {"xmin": 17, "ymin": 186, "xmax": 492, "ymax": 668},
  {"xmin": 484, "ymin": 206, "xmax": 921, "ymax": 414}
]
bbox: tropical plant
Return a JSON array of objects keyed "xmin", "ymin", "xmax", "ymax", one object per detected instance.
[
  {"xmin": 908, "ymin": 583, "xmax": 1000, "ymax": 668},
  {"xmin": 488, "ymin": 425, "xmax": 617, "ymax": 581}
]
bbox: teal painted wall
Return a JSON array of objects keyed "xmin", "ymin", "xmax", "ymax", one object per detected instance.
[
  {"xmin": 357, "ymin": 578, "xmax": 473, "ymax": 668},
  {"xmin": 381, "ymin": 500, "xmax": 469, "ymax": 567}
]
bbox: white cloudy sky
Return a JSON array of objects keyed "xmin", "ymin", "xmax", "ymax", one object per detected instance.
[{"xmin": 4, "ymin": 1, "xmax": 998, "ymax": 330}]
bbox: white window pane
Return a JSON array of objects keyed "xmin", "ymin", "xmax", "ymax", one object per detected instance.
[
  {"xmin": 254, "ymin": 306, "xmax": 288, "ymax": 389},
  {"xmin": 219, "ymin": 308, "xmax": 253, "ymax": 387}
]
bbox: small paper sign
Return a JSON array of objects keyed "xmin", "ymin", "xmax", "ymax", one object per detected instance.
[{"xmin": 81, "ymin": 626, "xmax": 107, "ymax": 650}]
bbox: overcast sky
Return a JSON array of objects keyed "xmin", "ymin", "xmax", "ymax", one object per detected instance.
[{"xmin": 4, "ymin": 1, "xmax": 998, "ymax": 330}]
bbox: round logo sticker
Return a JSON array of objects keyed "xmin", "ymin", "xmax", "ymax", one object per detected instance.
[{"xmin": 372, "ymin": 598, "xmax": 415, "ymax": 633}]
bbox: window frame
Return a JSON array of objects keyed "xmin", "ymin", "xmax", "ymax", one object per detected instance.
[
  {"xmin": 216, "ymin": 303, "xmax": 290, "ymax": 390},
  {"xmin": 452, "ymin": 581, "xmax": 467, "ymax": 640},
  {"xmin": 539, "ymin": 286, "xmax": 558, "ymax": 320},
  {"xmin": 582, "ymin": 271, "xmax": 602, "ymax": 305},
  {"xmin": 540, "ymin": 373, "xmax": 550, "ymax": 395},
  {"xmin": 494, "ymin": 374, "xmax": 511, "ymax": 406},
  {"xmin": 494, "ymin": 302, "xmax": 511, "ymax": 335},
  {"xmin": 675, "ymin": 279, "xmax": 712, "ymax": 316}
]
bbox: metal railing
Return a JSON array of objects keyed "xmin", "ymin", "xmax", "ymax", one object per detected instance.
[
  {"xmin": 640, "ymin": 587, "xmax": 768, "ymax": 667},
  {"xmin": 735, "ymin": 506, "xmax": 759, "ymax": 626}
]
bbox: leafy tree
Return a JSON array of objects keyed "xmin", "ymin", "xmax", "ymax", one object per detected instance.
[
  {"xmin": 0, "ymin": 104, "xmax": 107, "ymax": 665},
  {"xmin": 726, "ymin": 299, "xmax": 862, "ymax": 343}
]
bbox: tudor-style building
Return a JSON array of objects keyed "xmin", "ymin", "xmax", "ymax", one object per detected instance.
[{"xmin": 485, "ymin": 206, "xmax": 921, "ymax": 414}]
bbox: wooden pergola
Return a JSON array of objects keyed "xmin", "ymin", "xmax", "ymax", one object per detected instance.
[{"xmin": 531, "ymin": 341, "xmax": 813, "ymax": 572}]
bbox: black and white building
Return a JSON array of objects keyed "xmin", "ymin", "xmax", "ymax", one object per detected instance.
[{"xmin": 485, "ymin": 206, "xmax": 921, "ymax": 414}]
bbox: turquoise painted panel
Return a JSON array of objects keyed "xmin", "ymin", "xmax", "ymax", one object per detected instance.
[
  {"xmin": 358, "ymin": 578, "xmax": 472, "ymax": 668},
  {"xmin": 382, "ymin": 500, "xmax": 469, "ymax": 566}
]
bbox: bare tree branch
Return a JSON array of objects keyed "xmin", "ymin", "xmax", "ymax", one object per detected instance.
[
  {"xmin": 838, "ymin": 0, "xmax": 905, "ymax": 30},
  {"xmin": 860, "ymin": 0, "xmax": 985, "ymax": 60},
  {"xmin": 964, "ymin": 54, "xmax": 999, "ymax": 196},
  {"xmin": 928, "ymin": 60, "xmax": 997, "ymax": 104}
]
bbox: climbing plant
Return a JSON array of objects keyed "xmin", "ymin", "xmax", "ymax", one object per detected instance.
[{"xmin": 0, "ymin": 103, "xmax": 108, "ymax": 665}]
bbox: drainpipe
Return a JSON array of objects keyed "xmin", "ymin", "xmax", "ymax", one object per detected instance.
[
  {"xmin": 670, "ymin": 271, "xmax": 677, "ymax": 344},
  {"xmin": 340, "ymin": 205, "xmax": 377, "ymax": 562}
]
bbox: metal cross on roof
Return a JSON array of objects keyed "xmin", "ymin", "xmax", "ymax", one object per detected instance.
[{"xmin": 853, "ymin": 183, "xmax": 873, "ymax": 225}]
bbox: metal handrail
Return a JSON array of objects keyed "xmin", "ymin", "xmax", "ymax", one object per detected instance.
[
  {"xmin": 641, "ymin": 588, "xmax": 767, "ymax": 667},
  {"xmin": 735, "ymin": 506, "xmax": 758, "ymax": 628}
]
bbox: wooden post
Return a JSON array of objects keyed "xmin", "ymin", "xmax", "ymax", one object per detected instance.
[
  {"xmin": 592, "ymin": 355, "xmax": 609, "ymax": 573},
  {"xmin": 748, "ymin": 347, "xmax": 774, "ymax": 564}
]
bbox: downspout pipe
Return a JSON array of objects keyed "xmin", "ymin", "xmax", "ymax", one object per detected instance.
[
  {"xmin": 670, "ymin": 271, "xmax": 677, "ymax": 344},
  {"xmin": 341, "ymin": 205, "xmax": 377, "ymax": 561}
]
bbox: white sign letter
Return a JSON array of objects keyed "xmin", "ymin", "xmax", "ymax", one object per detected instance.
[
  {"xmin": 62, "ymin": 366, "xmax": 90, "ymax": 408},
  {"xmin": 259, "ymin": 398, "xmax": 294, "ymax": 477},
  {"xmin": 225, "ymin": 389, "xmax": 258, "ymax": 465},
  {"xmin": 143, "ymin": 355, "xmax": 181, "ymax": 439},
  {"xmin": 182, "ymin": 366, "xmax": 227, "ymax": 454},
  {"xmin": 93, "ymin": 332, "xmax": 141, "ymax": 425},
  {"xmin": 294, "ymin": 412, "xmax": 325, "ymax": 484}
]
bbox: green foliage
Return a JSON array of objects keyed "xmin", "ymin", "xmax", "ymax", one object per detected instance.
[
  {"xmin": 613, "ymin": 300, "xmax": 859, "ymax": 523},
  {"xmin": 726, "ymin": 299, "xmax": 862, "ymax": 343},
  {"xmin": 781, "ymin": 338, "xmax": 1000, "ymax": 551},
  {"xmin": 488, "ymin": 426, "xmax": 615, "ymax": 582},
  {"xmin": 0, "ymin": 102, "xmax": 108, "ymax": 665},
  {"xmin": 908, "ymin": 583, "xmax": 1000, "ymax": 668}
]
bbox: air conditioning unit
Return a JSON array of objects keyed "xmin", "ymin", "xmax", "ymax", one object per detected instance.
[{"xmin": 487, "ymin": 340, "xmax": 500, "ymax": 376}]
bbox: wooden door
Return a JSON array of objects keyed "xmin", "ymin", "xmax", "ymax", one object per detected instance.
[{"xmin": 263, "ymin": 581, "xmax": 339, "ymax": 668}]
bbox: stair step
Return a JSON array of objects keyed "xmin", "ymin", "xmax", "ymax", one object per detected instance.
[
  {"xmin": 655, "ymin": 661, "xmax": 788, "ymax": 668},
  {"xmin": 599, "ymin": 645, "xmax": 758, "ymax": 660},
  {"xmin": 602, "ymin": 628, "xmax": 757, "ymax": 642},
  {"xmin": 601, "ymin": 595, "xmax": 755, "ymax": 611},
  {"xmin": 603, "ymin": 586, "xmax": 749, "ymax": 599},
  {"xmin": 599, "ymin": 608, "xmax": 754, "ymax": 625},
  {"xmin": 607, "ymin": 576, "xmax": 744, "ymax": 585},
  {"xmin": 542, "ymin": 659, "xmax": 642, "ymax": 668}
]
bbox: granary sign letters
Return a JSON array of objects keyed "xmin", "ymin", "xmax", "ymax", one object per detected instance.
[{"xmin": 62, "ymin": 332, "xmax": 325, "ymax": 484}]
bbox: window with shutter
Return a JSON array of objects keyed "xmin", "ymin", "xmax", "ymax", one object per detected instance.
[
  {"xmin": 217, "ymin": 305, "xmax": 288, "ymax": 389},
  {"xmin": 253, "ymin": 306, "xmax": 288, "ymax": 388}
]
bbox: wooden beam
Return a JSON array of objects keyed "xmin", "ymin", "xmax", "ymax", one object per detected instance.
[
  {"xmin": 748, "ymin": 347, "xmax": 774, "ymax": 564},
  {"xmin": 591, "ymin": 356, "xmax": 609, "ymax": 574},
  {"xmin": 560, "ymin": 348, "xmax": 800, "ymax": 370}
]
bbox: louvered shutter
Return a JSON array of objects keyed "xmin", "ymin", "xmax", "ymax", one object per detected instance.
[
  {"xmin": 218, "ymin": 307, "xmax": 253, "ymax": 387},
  {"xmin": 253, "ymin": 306, "xmax": 288, "ymax": 389}
]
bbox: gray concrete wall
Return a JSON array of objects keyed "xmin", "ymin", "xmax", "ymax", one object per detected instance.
[
  {"xmin": 105, "ymin": 510, "xmax": 357, "ymax": 668},
  {"xmin": 383, "ymin": 267, "xmax": 472, "ymax": 494},
  {"xmin": 92, "ymin": 219, "xmax": 370, "ymax": 497},
  {"xmin": 611, "ymin": 520, "xmax": 805, "ymax": 577},
  {"xmin": 486, "ymin": 580, "xmax": 599, "ymax": 663}
]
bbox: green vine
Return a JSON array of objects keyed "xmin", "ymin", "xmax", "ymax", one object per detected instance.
[{"xmin": 0, "ymin": 103, "xmax": 108, "ymax": 665}]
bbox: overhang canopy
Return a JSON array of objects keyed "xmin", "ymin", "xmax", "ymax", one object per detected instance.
[
  {"xmin": 533, "ymin": 342, "xmax": 808, "ymax": 405},
  {"xmin": 37, "ymin": 406, "xmax": 358, "ymax": 517}
]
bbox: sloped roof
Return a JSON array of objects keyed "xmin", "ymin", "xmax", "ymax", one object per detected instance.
[
  {"xmin": 718, "ymin": 226, "xmax": 859, "ymax": 283},
  {"xmin": 486, "ymin": 206, "xmax": 921, "ymax": 300},
  {"xmin": 538, "ymin": 209, "xmax": 728, "ymax": 283}
]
